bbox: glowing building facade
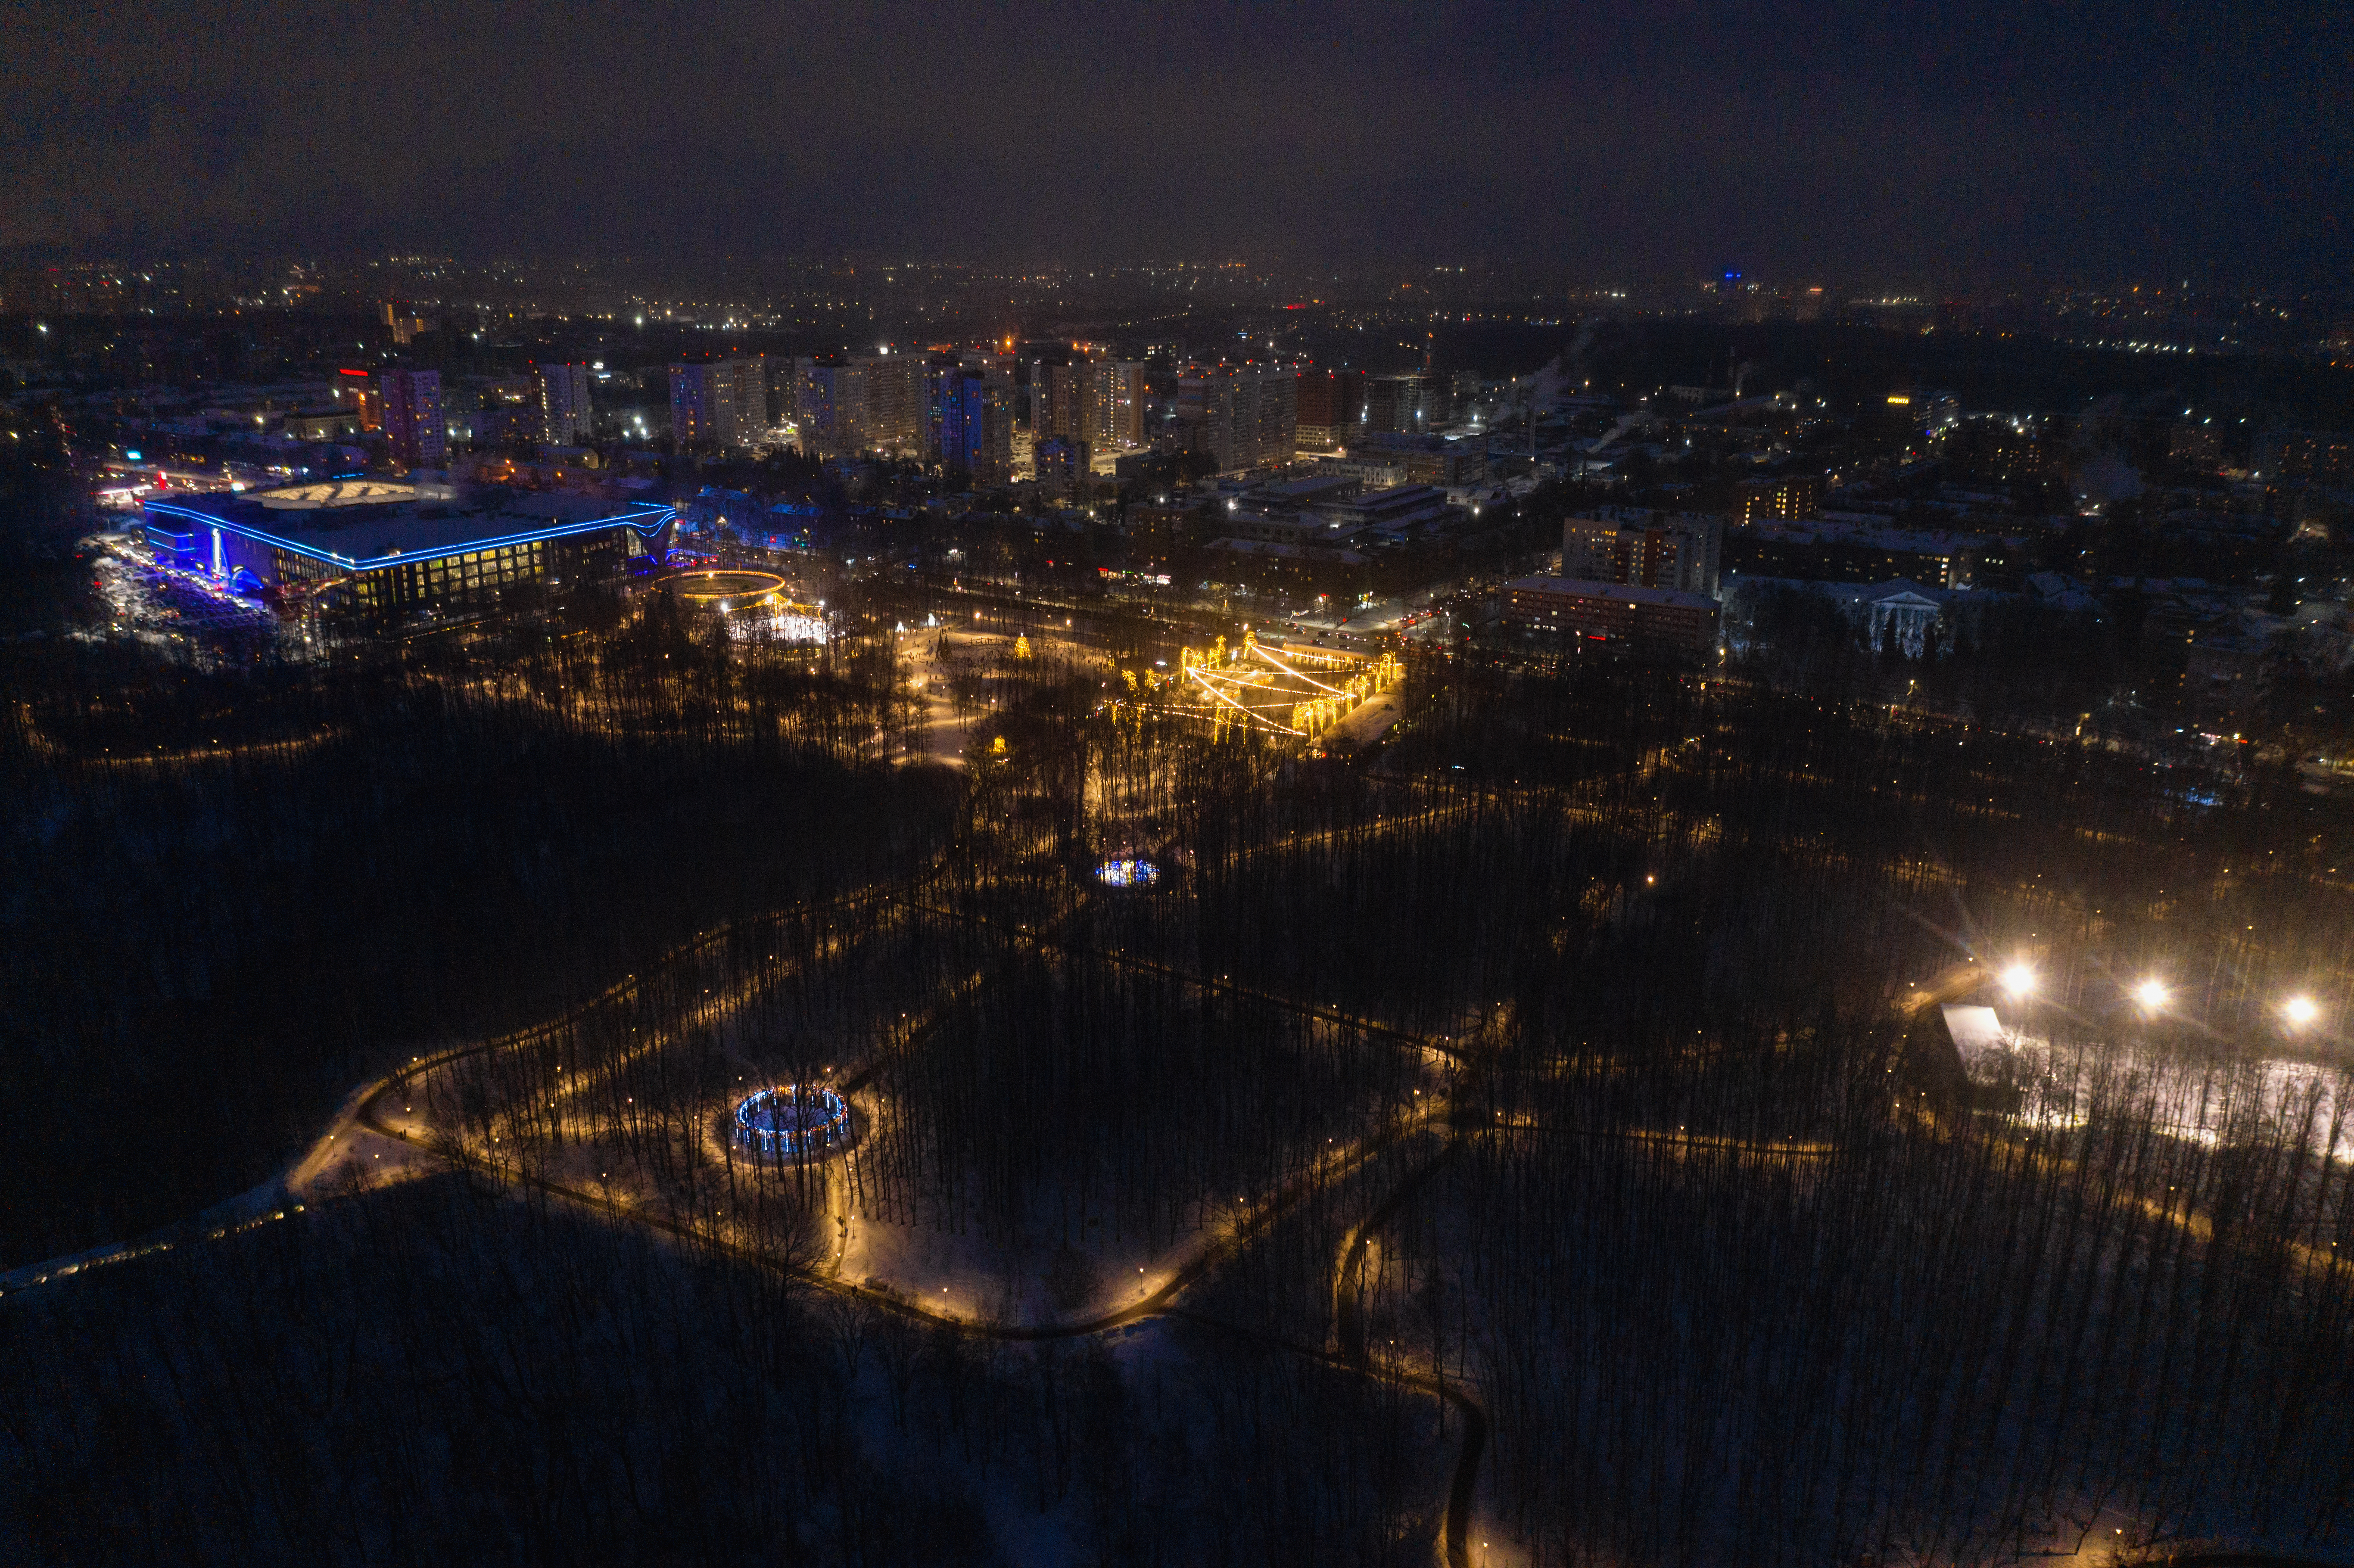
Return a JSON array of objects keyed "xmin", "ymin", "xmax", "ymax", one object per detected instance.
[
  {"xmin": 141, "ymin": 481, "xmax": 674, "ymax": 626},
  {"xmin": 535, "ymin": 361, "xmax": 593, "ymax": 445},
  {"xmin": 670, "ymin": 358, "xmax": 767, "ymax": 450},
  {"xmin": 928, "ymin": 360, "xmax": 1010, "ymax": 483},
  {"xmin": 1561, "ymin": 507, "xmax": 1723, "ymax": 600},
  {"xmin": 1089, "ymin": 359, "xmax": 1147, "ymax": 451},
  {"xmin": 378, "ymin": 369, "xmax": 445, "ymax": 470},
  {"xmin": 1178, "ymin": 364, "xmax": 1298, "ymax": 474}
]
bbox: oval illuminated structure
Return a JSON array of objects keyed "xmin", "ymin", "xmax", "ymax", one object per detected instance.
[
  {"xmin": 732, "ymin": 1085, "xmax": 851, "ymax": 1158},
  {"xmin": 669, "ymin": 569, "xmax": 788, "ymax": 605},
  {"xmin": 1094, "ymin": 857, "xmax": 1161, "ymax": 889}
]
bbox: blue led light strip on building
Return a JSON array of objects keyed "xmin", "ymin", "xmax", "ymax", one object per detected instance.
[{"xmin": 142, "ymin": 500, "xmax": 676, "ymax": 574}]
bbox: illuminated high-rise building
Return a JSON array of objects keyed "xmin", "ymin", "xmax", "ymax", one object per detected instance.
[
  {"xmin": 792, "ymin": 355, "xmax": 863, "ymax": 455},
  {"xmin": 791, "ymin": 352, "xmax": 924, "ymax": 457},
  {"xmin": 669, "ymin": 358, "xmax": 766, "ymax": 450},
  {"xmin": 1089, "ymin": 360, "xmax": 1147, "ymax": 451},
  {"xmin": 1561, "ymin": 507, "xmax": 1721, "ymax": 599},
  {"xmin": 856, "ymin": 352, "xmax": 925, "ymax": 456},
  {"xmin": 669, "ymin": 363, "xmax": 719, "ymax": 448},
  {"xmin": 535, "ymin": 361, "xmax": 593, "ymax": 445},
  {"xmin": 1178, "ymin": 364, "xmax": 1297, "ymax": 473},
  {"xmin": 1295, "ymin": 370, "xmax": 1363, "ymax": 450},
  {"xmin": 1028, "ymin": 348, "xmax": 1090, "ymax": 445},
  {"xmin": 378, "ymin": 369, "xmax": 445, "ymax": 469},
  {"xmin": 928, "ymin": 358, "xmax": 1009, "ymax": 483}
]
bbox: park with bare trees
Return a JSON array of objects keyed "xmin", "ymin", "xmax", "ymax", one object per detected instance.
[{"xmin": 7, "ymin": 586, "xmax": 2354, "ymax": 1566}]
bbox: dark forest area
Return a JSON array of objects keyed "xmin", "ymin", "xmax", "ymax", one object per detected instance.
[
  {"xmin": 0, "ymin": 609, "xmax": 956, "ymax": 1263},
  {"xmin": 8, "ymin": 596, "xmax": 2354, "ymax": 1566}
]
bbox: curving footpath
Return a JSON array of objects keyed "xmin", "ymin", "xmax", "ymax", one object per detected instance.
[
  {"xmin": 9, "ymin": 845, "xmax": 1653, "ymax": 1567},
  {"xmin": 330, "ymin": 908, "xmax": 1495, "ymax": 1561},
  {"xmin": 2, "ymin": 852, "xmax": 1879, "ymax": 1568},
  {"xmin": 346, "ymin": 1052, "xmax": 1495, "ymax": 1562}
]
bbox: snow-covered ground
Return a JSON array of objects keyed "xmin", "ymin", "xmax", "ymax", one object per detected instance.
[{"xmin": 1944, "ymin": 1004, "xmax": 2354, "ymax": 1155}]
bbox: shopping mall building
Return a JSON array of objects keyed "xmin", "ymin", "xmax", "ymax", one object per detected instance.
[{"xmin": 141, "ymin": 479, "xmax": 674, "ymax": 622}]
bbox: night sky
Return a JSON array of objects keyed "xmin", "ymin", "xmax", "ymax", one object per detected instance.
[{"xmin": 4, "ymin": 0, "xmax": 2347, "ymax": 285}]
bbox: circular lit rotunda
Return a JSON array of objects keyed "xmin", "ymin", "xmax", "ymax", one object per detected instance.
[
  {"xmin": 1093, "ymin": 856, "xmax": 1161, "ymax": 889},
  {"xmin": 732, "ymin": 1085, "xmax": 851, "ymax": 1158}
]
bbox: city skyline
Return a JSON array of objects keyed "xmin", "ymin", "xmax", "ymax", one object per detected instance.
[{"xmin": 7, "ymin": 8, "xmax": 2354, "ymax": 1565}]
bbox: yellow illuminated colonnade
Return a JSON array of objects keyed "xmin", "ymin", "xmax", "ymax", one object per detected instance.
[{"xmin": 1125, "ymin": 633, "xmax": 1401, "ymax": 740}]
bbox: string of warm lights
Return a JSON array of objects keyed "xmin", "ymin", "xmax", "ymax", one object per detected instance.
[
  {"xmin": 1996, "ymin": 958, "xmax": 2323, "ymax": 1029},
  {"xmin": 1129, "ymin": 636, "xmax": 1406, "ymax": 740}
]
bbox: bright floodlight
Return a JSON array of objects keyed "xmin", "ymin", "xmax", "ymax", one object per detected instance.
[
  {"xmin": 2000, "ymin": 962, "xmax": 2036, "ymax": 998},
  {"xmin": 2283, "ymin": 994, "xmax": 2320, "ymax": 1028},
  {"xmin": 2134, "ymin": 978, "xmax": 2168, "ymax": 1011}
]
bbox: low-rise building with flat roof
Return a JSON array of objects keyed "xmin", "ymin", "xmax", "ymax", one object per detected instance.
[
  {"xmin": 1504, "ymin": 574, "xmax": 1721, "ymax": 657},
  {"xmin": 1348, "ymin": 430, "xmax": 1488, "ymax": 486},
  {"xmin": 1312, "ymin": 483, "xmax": 1459, "ymax": 544}
]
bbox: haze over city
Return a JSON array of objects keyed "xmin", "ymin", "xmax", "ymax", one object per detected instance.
[{"xmin": 6, "ymin": 0, "xmax": 2351, "ymax": 285}]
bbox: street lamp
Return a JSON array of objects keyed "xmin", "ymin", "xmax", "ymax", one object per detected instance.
[
  {"xmin": 2283, "ymin": 994, "xmax": 2320, "ymax": 1030},
  {"xmin": 2001, "ymin": 962, "xmax": 2036, "ymax": 999},
  {"xmin": 2133, "ymin": 977, "xmax": 2168, "ymax": 1012}
]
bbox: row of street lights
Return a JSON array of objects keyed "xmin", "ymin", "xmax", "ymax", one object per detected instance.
[{"xmin": 1999, "ymin": 961, "xmax": 2323, "ymax": 1029}]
